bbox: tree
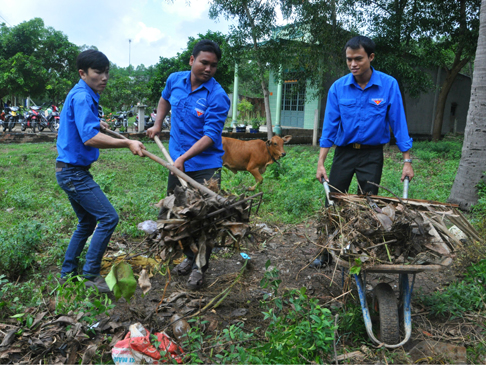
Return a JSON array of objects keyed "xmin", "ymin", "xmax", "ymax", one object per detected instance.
[
  {"xmin": 426, "ymin": 0, "xmax": 480, "ymax": 141},
  {"xmin": 0, "ymin": 18, "xmax": 79, "ymax": 102},
  {"xmin": 449, "ymin": 0, "xmax": 486, "ymax": 210},
  {"xmin": 209, "ymin": 0, "xmax": 284, "ymax": 138},
  {"xmin": 100, "ymin": 64, "xmax": 155, "ymax": 111}
]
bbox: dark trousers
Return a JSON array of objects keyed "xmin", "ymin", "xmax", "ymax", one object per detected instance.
[
  {"xmin": 329, "ymin": 146, "xmax": 384, "ymax": 195},
  {"xmin": 167, "ymin": 168, "xmax": 221, "ymax": 272}
]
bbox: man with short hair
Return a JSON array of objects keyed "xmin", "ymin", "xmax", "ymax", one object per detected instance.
[
  {"xmin": 56, "ymin": 49, "xmax": 146, "ymax": 292},
  {"xmin": 147, "ymin": 39, "xmax": 230, "ymax": 290},
  {"xmin": 313, "ymin": 36, "xmax": 414, "ymax": 267},
  {"xmin": 316, "ymin": 35, "xmax": 414, "ymax": 195}
]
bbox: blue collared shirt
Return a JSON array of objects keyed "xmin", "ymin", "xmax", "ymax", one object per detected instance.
[
  {"xmin": 57, "ymin": 79, "xmax": 101, "ymax": 165},
  {"xmin": 320, "ymin": 68, "xmax": 413, "ymax": 152},
  {"xmin": 163, "ymin": 71, "xmax": 230, "ymax": 172}
]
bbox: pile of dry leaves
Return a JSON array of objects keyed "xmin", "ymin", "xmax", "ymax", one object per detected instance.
[
  {"xmin": 146, "ymin": 183, "xmax": 263, "ymax": 270},
  {"xmin": 317, "ymin": 193, "xmax": 482, "ymax": 267}
]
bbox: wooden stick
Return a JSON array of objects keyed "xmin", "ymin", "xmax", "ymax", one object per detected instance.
[
  {"xmin": 154, "ymin": 135, "xmax": 187, "ymax": 188},
  {"xmin": 102, "ymin": 128, "xmax": 227, "ymax": 204}
]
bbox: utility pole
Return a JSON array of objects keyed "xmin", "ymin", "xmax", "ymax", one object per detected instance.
[{"xmin": 129, "ymin": 39, "xmax": 132, "ymax": 70}]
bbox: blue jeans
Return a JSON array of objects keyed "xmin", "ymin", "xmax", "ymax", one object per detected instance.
[{"xmin": 56, "ymin": 167, "xmax": 119, "ymax": 279}]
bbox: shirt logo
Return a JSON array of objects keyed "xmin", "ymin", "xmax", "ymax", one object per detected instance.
[
  {"xmin": 372, "ymin": 98, "xmax": 384, "ymax": 105},
  {"xmin": 195, "ymin": 108, "xmax": 204, "ymax": 117}
]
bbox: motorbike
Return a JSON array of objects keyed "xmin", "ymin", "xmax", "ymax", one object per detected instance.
[
  {"xmin": 21, "ymin": 106, "xmax": 42, "ymax": 132},
  {"xmin": 2, "ymin": 106, "xmax": 21, "ymax": 132},
  {"xmin": 46, "ymin": 105, "xmax": 60, "ymax": 131},
  {"xmin": 133, "ymin": 113, "xmax": 170, "ymax": 132},
  {"xmin": 111, "ymin": 111, "xmax": 130, "ymax": 131}
]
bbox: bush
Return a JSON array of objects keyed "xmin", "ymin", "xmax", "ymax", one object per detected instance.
[
  {"xmin": 419, "ymin": 259, "xmax": 486, "ymax": 317},
  {"xmin": 0, "ymin": 221, "xmax": 43, "ymax": 279}
]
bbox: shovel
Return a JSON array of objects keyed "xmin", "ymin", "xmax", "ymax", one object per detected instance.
[{"xmin": 102, "ymin": 128, "xmax": 226, "ymax": 204}]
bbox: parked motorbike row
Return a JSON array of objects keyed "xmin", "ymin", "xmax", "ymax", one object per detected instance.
[
  {"xmin": 0, "ymin": 105, "xmax": 60, "ymax": 133},
  {"xmin": 1, "ymin": 105, "xmax": 170, "ymax": 133}
]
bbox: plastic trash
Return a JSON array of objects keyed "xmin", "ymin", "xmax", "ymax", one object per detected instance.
[
  {"xmin": 240, "ymin": 252, "xmax": 251, "ymax": 260},
  {"xmin": 111, "ymin": 322, "xmax": 184, "ymax": 364},
  {"xmin": 137, "ymin": 220, "xmax": 158, "ymax": 234}
]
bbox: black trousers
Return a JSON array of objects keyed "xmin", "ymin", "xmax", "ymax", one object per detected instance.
[
  {"xmin": 329, "ymin": 146, "xmax": 384, "ymax": 195},
  {"xmin": 167, "ymin": 168, "xmax": 221, "ymax": 272}
]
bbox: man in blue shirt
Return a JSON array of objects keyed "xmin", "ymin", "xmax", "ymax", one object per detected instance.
[
  {"xmin": 316, "ymin": 36, "xmax": 414, "ymax": 196},
  {"xmin": 56, "ymin": 50, "xmax": 146, "ymax": 292},
  {"xmin": 147, "ymin": 40, "xmax": 230, "ymax": 290}
]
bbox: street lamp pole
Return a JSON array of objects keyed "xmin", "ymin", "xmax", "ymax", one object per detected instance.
[{"xmin": 129, "ymin": 39, "xmax": 132, "ymax": 69}]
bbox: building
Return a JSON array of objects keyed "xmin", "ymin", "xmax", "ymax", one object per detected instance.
[{"xmin": 266, "ymin": 67, "xmax": 472, "ymax": 139}]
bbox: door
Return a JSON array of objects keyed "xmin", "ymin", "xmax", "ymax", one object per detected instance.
[{"xmin": 281, "ymin": 81, "xmax": 305, "ymax": 128}]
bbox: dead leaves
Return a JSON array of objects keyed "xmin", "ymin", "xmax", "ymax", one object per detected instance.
[
  {"xmin": 318, "ymin": 194, "xmax": 480, "ymax": 267},
  {"xmin": 147, "ymin": 186, "xmax": 260, "ymax": 271}
]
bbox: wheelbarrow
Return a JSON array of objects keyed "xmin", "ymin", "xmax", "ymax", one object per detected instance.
[{"xmin": 324, "ymin": 178, "xmax": 455, "ymax": 348}]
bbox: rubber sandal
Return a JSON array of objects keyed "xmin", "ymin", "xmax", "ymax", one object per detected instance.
[
  {"xmin": 172, "ymin": 258, "xmax": 193, "ymax": 276},
  {"xmin": 187, "ymin": 269, "xmax": 204, "ymax": 290}
]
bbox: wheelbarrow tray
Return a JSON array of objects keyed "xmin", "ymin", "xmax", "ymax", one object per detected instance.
[{"xmin": 325, "ymin": 195, "xmax": 461, "ymax": 349}]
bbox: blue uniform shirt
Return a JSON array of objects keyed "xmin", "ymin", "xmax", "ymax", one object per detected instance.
[
  {"xmin": 162, "ymin": 71, "xmax": 230, "ymax": 172},
  {"xmin": 57, "ymin": 79, "xmax": 101, "ymax": 166},
  {"xmin": 320, "ymin": 68, "xmax": 413, "ymax": 152}
]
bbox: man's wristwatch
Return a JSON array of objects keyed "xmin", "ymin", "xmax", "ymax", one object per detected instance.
[{"xmin": 404, "ymin": 159, "xmax": 412, "ymax": 163}]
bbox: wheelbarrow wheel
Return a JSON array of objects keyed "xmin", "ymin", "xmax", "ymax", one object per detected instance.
[{"xmin": 374, "ymin": 283, "xmax": 400, "ymax": 344}]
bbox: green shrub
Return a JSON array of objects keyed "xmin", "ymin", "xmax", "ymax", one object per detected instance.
[
  {"xmin": 420, "ymin": 259, "xmax": 486, "ymax": 317},
  {"xmin": 0, "ymin": 274, "xmax": 48, "ymax": 318},
  {"xmin": 183, "ymin": 262, "xmax": 336, "ymax": 364},
  {"xmin": 0, "ymin": 221, "xmax": 43, "ymax": 279}
]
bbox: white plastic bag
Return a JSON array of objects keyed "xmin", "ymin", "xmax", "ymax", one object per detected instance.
[{"xmin": 137, "ymin": 220, "xmax": 158, "ymax": 234}]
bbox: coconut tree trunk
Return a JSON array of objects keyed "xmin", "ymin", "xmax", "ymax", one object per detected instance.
[{"xmin": 448, "ymin": 0, "xmax": 486, "ymax": 210}]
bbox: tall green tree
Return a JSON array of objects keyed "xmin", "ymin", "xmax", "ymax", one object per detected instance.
[
  {"xmin": 100, "ymin": 64, "xmax": 155, "ymax": 111},
  {"xmin": 209, "ymin": 0, "xmax": 284, "ymax": 138},
  {"xmin": 339, "ymin": 0, "xmax": 479, "ymax": 140},
  {"xmin": 424, "ymin": 0, "xmax": 480, "ymax": 141},
  {"xmin": 0, "ymin": 18, "xmax": 79, "ymax": 103},
  {"xmin": 449, "ymin": 0, "xmax": 486, "ymax": 210}
]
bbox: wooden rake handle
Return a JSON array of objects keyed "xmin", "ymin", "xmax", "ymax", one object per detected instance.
[
  {"xmin": 101, "ymin": 128, "xmax": 226, "ymax": 204},
  {"xmin": 154, "ymin": 135, "xmax": 187, "ymax": 188}
]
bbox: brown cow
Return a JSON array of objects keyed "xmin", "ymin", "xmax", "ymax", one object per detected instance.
[{"xmin": 222, "ymin": 135, "xmax": 292, "ymax": 191}]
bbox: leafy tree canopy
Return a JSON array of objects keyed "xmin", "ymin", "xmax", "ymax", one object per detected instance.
[{"xmin": 0, "ymin": 18, "xmax": 79, "ymax": 103}]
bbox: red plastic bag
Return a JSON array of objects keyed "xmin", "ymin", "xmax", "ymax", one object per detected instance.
[{"xmin": 112, "ymin": 323, "xmax": 184, "ymax": 364}]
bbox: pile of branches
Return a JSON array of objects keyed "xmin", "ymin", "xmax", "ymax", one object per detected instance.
[
  {"xmin": 317, "ymin": 193, "xmax": 482, "ymax": 267},
  {"xmin": 147, "ymin": 184, "xmax": 261, "ymax": 270}
]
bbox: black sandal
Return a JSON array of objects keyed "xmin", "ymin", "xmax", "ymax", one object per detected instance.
[
  {"xmin": 172, "ymin": 258, "xmax": 193, "ymax": 276},
  {"xmin": 187, "ymin": 269, "xmax": 204, "ymax": 290}
]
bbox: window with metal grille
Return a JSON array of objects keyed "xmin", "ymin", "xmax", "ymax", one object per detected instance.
[{"xmin": 282, "ymin": 81, "xmax": 305, "ymax": 112}]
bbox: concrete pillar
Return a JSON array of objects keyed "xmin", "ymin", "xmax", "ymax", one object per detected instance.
[
  {"xmin": 136, "ymin": 104, "xmax": 147, "ymax": 133},
  {"xmin": 232, "ymin": 63, "xmax": 239, "ymax": 127},
  {"xmin": 273, "ymin": 64, "xmax": 283, "ymax": 136}
]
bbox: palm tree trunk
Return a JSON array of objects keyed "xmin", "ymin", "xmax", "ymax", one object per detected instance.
[{"xmin": 448, "ymin": 0, "xmax": 486, "ymax": 210}]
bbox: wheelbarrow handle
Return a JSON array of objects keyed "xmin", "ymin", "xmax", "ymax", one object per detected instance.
[
  {"xmin": 403, "ymin": 176, "xmax": 410, "ymax": 200},
  {"xmin": 323, "ymin": 181, "xmax": 334, "ymax": 206}
]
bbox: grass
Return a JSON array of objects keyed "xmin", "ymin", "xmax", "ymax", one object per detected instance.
[{"xmin": 0, "ymin": 134, "xmax": 485, "ymax": 362}]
